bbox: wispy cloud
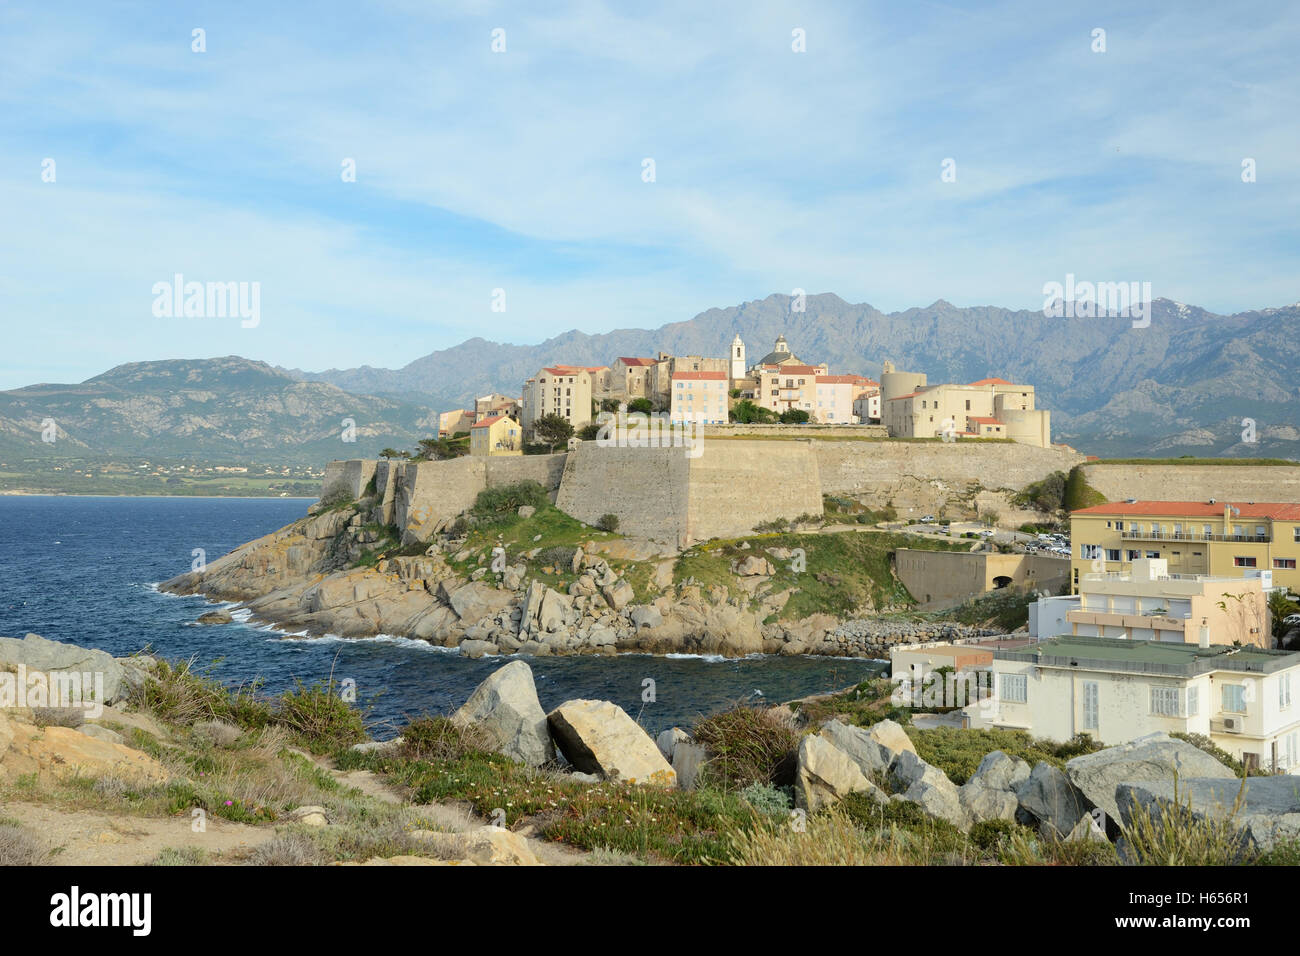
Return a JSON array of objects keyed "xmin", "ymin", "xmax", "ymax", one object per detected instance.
[{"xmin": 1, "ymin": 0, "xmax": 1297, "ymax": 388}]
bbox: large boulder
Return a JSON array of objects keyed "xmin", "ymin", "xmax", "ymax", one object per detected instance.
[
  {"xmin": 452, "ymin": 661, "xmax": 555, "ymax": 767},
  {"xmin": 866, "ymin": 719, "xmax": 915, "ymax": 760},
  {"xmin": 547, "ymin": 700, "xmax": 676, "ymax": 786},
  {"xmin": 1, "ymin": 722, "xmax": 167, "ymax": 784},
  {"xmin": 446, "ymin": 583, "xmax": 514, "ymax": 626},
  {"xmin": 1015, "ymin": 761, "xmax": 1090, "ymax": 838},
  {"xmin": 1065, "ymin": 733, "xmax": 1235, "ymax": 825},
  {"xmin": 889, "ymin": 749, "xmax": 949, "ymax": 792},
  {"xmin": 1116, "ymin": 777, "xmax": 1297, "ymax": 853},
  {"xmin": 795, "ymin": 734, "xmax": 887, "ymax": 813},
  {"xmin": 967, "ymin": 751, "xmax": 1031, "ymax": 792},
  {"xmin": 818, "ymin": 720, "xmax": 893, "ymax": 776},
  {"xmin": 0, "ymin": 633, "xmax": 126, "ymax": 705},
  {"xmin": 538, "ymin": 589, "xmax": 574, "ymax": 633},
  {"xmin": 958, "ymin": 751, "xmax": 1031, "ymax": 825},
  {"xmin": 959, "ymin": 782, "xmax": 1020, "ymax": 824},
  {"xmin": 672, "ymin": 741, "xmax": 708, "ymax": 792}
]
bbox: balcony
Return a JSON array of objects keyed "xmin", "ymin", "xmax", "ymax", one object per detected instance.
[{"xmin": 1120, "ymin": 529, "xmax": 1269, "ymax": 543}]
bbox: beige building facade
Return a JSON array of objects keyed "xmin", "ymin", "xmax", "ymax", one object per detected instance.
[
  {"xmin": 669, "ymin": 371, "xmax": 729, "ymax": 425},
  {"xmin": 521, "ymin": 365, "xmax": 606, "ymax": 437},
  {"xmin": 1065, "ymin": 559, "xmax": 1271, "ymax": 648},
  {"xmin": 1070, "ymin": 500, "xmax": 1300, "ymax": 595}
]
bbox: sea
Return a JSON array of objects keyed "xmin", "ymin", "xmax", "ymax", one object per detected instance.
[{"xmin": 0, "ymin": 495, "xmax": 884, "ymax": 737}]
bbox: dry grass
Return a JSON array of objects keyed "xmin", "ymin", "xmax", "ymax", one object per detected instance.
[
  {"xmin": 1121, "ymin": 776, "xmax": 1255, "ymax": 865},
  {"xmin": 726, "ymin": 809, "xmax": 895, "ymax": 865},
  {"xmin": 692, "ymin": 705, "xmax": 802, "ymax": 790},
  {"xmin": 0, "ymin": 823, "xmax": 49, "ymax": 865}
]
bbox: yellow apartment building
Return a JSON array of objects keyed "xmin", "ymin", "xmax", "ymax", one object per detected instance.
[
  {"xmin": 468, "ymin": 414, "xmax": 523, "ymax": 456},
  {"xmin": 1070, "ymin": 500, "xmax": 1300, "ymax": 594}
]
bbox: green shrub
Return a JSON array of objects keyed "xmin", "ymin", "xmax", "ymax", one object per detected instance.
[
  {"xmin": 471, "ymin": 481, "xmax": 550, "ymax": 520},
  {"xmin": 399, "ymin": 716, "xmax": 491, "ymax": 763},
  {"xmin": 275, "ymin": 680, "xmax": 368, "ymax": 752},
  {"xmin": 596, "ymin": 513, "xmax": 619, "ymax": 533},
  {"xmin": 693, "ymin": 706, "xmax": 800, "ymax": 790},
  {"xmin": 536, "ymin": 545, "xmax": 576, "ymax": 570},
  {"xmin": 968, "ymin": 818, "xmax": 1020, "ymax": 851},
  {"xmin": 738, "ymin": 781, "xmax": 792, "ymax": 818}
]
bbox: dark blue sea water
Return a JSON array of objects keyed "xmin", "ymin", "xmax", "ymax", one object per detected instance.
[{"xmin": 0, "ymin": 496, "xmax": 881, "ymax": 737}]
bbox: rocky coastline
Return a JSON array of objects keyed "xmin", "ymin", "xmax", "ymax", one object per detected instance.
[{"xmin": 162, "ymin": 493, "xmax": 1006, "ymax": 660}]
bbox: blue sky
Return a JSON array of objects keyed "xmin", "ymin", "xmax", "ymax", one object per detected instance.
[{"xmin": 1, "ymin": 0, "xmax": 1297, "ymax": 389}]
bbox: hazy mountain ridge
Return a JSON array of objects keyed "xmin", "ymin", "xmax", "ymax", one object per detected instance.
[
  {"xmin": 0, "ymin": 356, "xmax": 440, "ymax": 465},
  {"xmin": 289, "ymin": 294, "xmax": 1300, "ymax": 458},
  {"xmin": 2, "ymin": 296, "xmax": 1297, "ymax": 464}
]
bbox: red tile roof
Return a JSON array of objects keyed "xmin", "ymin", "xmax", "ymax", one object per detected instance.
[
  {"xmin": 887, "ymin": 391, "xmax": 923, "ymax": 401},
  {"xmin": 542, "ymin": 365, "xmax": 607, "ymax": 376},
  {"xmin": 1071, "ymin": 501, "xmax": 1300, "ymax": 519},
  {"xmin": 617, "ymin": 357, "xmax": 657, "ymax": 367},
  {"xmin": 471, "ymin": 415, "xmax": 508, "ymax": 429},
  {"xmin": 672, "ymin": 371, "xmax": 727, "ymax": 381},
  {"xmin": 968, "ymin": 377, "xmax": 1016, "ymax": 386},
  {"xmin": 968, "ymin": 416, "xmax": 1003, "ymax": 425}
]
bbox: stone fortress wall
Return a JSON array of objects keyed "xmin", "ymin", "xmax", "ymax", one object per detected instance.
[
  {"xmin": 1081, "ymin": 462, "xmax": 1300, "ymax": 504},
  {"xmin": 320, "ymin": 443, "xmax": 1300, "ymax": 548}
]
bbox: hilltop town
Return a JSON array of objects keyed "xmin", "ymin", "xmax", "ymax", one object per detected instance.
[{"xmin": 424, "ymin": 333, "xmax": 1054, "ymax": 456}]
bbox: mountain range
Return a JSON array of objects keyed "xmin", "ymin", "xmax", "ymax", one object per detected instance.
[{"xmin": 2, "ymin": 294, "xmax": 1297, "ymax": 464}]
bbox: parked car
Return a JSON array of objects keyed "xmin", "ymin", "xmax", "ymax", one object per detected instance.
[
  {"xmin": 1284, "ymin": 614, "xmax": 1300, "ymax": 626},
  {"xmin": 979, "ymin": 529, "xmax": 995, "ymax": 537},
  {"xmin": 920, "ymin": 515, "xmax": 936, "ymax": 523}
]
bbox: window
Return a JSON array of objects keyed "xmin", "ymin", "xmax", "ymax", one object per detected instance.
[
  {"xmin": 1082, "ymin": 681, "xmax": 1098, "ymax": 730},
  {"xmin": 1146, "ymin": 551, "xmax": 1160, "ymax": 559},
  {"xmin": 1222, "ymin": 684, "xmax": 1247, "ymax": 714},
  {"xmin": 1128, "ymin": 550, "xmax": 1141, "ymax": 560},
  {"xmin": 1081, "ymin": 544, "xmax": 1102, "ymax": 560},
  {"xmin": 1106, "ymin": 549, "xmax": 1121, "ymax": 561},
  {"xmin": 1274, "ymin": 558, "xmax": 1297, "ymax": 570},
  {"xmin": 1000, "ymin": 674, "xmax": 1027, "ymax": 703},
  {"xmin": 1234, "ymin": 556, "xmax": 1257, "ymax": 568},
  {"xmin": 1281, "ymin": 674, "xmax": 1292, "ymax": 709},
  {"xmin": 1151, "ymin": 686, "xmax": 1181, "ymax": 717},
  {"xmin": 1187, "ymin": 686, "xmax": 1199, "ymax": 717},
  {"xmin": 1116, "ymin": 521, "xmax": 1124, "ymax": 531},
  {"xmin": 1295, "ymin": 527, "xmax": 1300, "ymax": 543}
]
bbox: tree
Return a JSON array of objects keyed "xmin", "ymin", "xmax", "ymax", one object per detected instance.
[
  {"xmin": 1269, "ymin": 590, "xmax": 1300, "ymax": 641},
  {"xmin": 730, "ymin": 399, "xmax": 776, "ymax": 424},
  {"xmin": 779, "ymin": 408, "xmax": 810, "ymax": 424},
  {"xmin": 415, "ymin": 437, "xmax": 467, "ymax": 461},
  {"xmin": 379, "ymin": 448, "xmax": 406, "ymax": 459},
  {"xmin": 533, "ymin": 414, "xmax": 574, "ymax": 452},
  {"xmin": 627, "ymin": 397, "xmax": 653, "ymax": 415},
  {"xmin": 577, "ymin": 423, "xmax": 601, "ymax": 441}
]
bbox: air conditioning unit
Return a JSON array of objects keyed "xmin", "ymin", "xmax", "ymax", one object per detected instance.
[{"xmin": 1217, "ymin": 717, "xmax": 1243, "ymax": 734}]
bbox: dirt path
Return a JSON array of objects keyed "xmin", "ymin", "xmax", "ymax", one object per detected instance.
[{"xmin": 3, "ymin": 801, "xmax": 273, "ymax": 865}]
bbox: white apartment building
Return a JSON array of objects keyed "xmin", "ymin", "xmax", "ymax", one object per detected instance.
[
  {"xmin": 1028, "ymin": 559, "xmax": 1273, "ymax": 648},
  {"xmin": 669, "ymin": 371, "xmax": 728, "ymax": 425},
  {"xmin": 964, "ymin": 635, "xmax": 1300, "ymax": 772}
]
